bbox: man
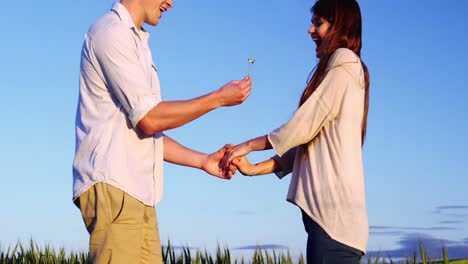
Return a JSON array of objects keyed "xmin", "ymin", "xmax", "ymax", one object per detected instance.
[{"xmin": 73, "ymin": 0, "xmax": 252, "ymax": 263}]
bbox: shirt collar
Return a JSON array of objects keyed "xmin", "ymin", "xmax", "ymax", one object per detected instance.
[
  {"xmin": 111, "ymin": 2, "xmax": 150, "ymax": 40},
  {"xmin": 326, "ymin": 48, "xmax": 360, "ymax": 71},
  {"xmin": 326, "ymin": 48, "xmax": 364, "ymax": 86}
]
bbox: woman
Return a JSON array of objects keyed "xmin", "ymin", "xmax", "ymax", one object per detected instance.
[{"xmin": 220, "ymin": 0, "xmax": 370, "ymax": 263}]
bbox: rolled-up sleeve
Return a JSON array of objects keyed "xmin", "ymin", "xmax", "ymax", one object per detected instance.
[
  {"xmin": 268, "ymin": 67, "xmax": 349, "ymax": 156},
  {"xmin": 91, "ymin": 26, "xmax": 160, "ymax": 127},
  {"xmin": 272, "ymin": 147, "xmax": 297, "ymax": 179}
]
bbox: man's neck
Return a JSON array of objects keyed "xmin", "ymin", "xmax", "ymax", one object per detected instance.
[{"xmin": 120, "ymin": 0, "xmax": 144, "ymax": 29}]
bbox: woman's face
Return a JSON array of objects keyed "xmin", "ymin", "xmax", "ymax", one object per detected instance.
[{"xmin": 308, "ymin": 15, "xmax": 331, "ymax": 58}]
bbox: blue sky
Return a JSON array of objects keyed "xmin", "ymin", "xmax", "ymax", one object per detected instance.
[{"xmin": 1, "ymin": 0, "xmax": 467, "ymax": 260}]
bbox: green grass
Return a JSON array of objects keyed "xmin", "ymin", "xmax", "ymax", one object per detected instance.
[
  {"xmin": 0, "ymin": 239, "xmax": 90, "ymax": 264},
  {"xmin": 361, "ymin": 243, "xmax": 468, "ymax": 264},
  {"xmin": 0, "ymin": 240, "xmax": 467, "ymax": 264}
]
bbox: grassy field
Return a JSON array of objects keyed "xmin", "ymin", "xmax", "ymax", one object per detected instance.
[{"xmin": 1, "ymin": 240, "xmax": 467, "ymax": 264}]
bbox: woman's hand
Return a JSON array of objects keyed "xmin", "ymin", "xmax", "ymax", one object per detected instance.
[
  {"xmin": 220, "ymin": 135, "xmax": 272, "ymax": 177},
  {"xmin": 232, "ymin": 156, "xmax": 258, "ymax": 176},
  {"xmin": 220, "ymin": 142, "xmax": 252, "ymax": 174}
]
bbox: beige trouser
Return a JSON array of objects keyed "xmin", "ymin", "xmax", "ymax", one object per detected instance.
[{"xmin": 76, "ymin": 183, "xmax": 162, "ymax": 264}]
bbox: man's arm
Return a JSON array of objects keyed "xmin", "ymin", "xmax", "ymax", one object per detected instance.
[
  {"xmin": 138, "ymin": 77, "xmax": 251, "ymax": 135},
  {"xmin": 163, "ymin": 135, "xmax": 236, "ymax": 179},
  {"xmin": 90, "ymin": 25, "xmax": 251, "ymax": 136}
]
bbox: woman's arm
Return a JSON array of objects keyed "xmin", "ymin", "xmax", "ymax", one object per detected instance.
[
  {"xmin": 268, "ymin": 67, "xmax": 349, "ymax": 156},
  {"xmin": 220, "ymin": 135, "xmax": 272, "ymax": 171},
  {"xmin": 232, "ymin": 156, "xmax": 280, "ymax": 176}
]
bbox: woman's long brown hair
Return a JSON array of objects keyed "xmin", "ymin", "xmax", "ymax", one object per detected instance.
[{"xmin": 300, "ymin": 0, "xmax": 370, "ymax": 146}]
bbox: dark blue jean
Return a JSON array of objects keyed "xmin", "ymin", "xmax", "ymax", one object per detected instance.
[{"xmin": 302, "ymin": 210, "xmax": 363, "ymax": 264}]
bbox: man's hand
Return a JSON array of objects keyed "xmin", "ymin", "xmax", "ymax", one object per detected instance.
[
  {"xmin": 216, "ymin": 76, "xmax": 252, "ymax": 107},
  {"xmin": 202, "ymin": 144, "xmax": 237, "ymax": 179}
]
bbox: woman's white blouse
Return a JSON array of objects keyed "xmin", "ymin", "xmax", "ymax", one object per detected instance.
[{"xmin": 269, "ymin": 48, "xmax": 368, "ymax": 253}]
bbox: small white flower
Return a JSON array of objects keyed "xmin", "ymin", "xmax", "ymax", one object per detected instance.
[{"xmin": 247, "ymin": 57, "xmax": 256, "ymax": 76}]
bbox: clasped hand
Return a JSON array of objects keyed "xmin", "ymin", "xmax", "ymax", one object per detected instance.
[
  {"xmin": 204, "ymin": 143, "xmax": 253, "ymax": 180},
  {"xmin": 219, "ymin": 142, "xmax": 256, "ymax": 177}
]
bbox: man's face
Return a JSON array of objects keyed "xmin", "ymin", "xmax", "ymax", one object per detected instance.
[{"xmin": 143, "ymin": 0, "xmax": 173, "ymax": 26}]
